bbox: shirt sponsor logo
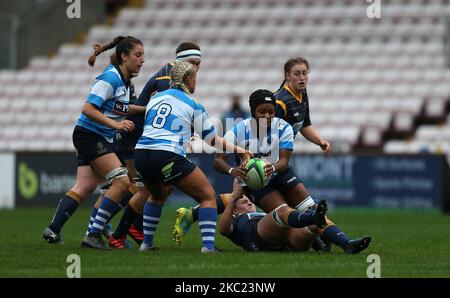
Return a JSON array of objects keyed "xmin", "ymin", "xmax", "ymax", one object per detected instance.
[{"xmin": 113, "ymin": 101, "xmax": 129, "ymax": 115}]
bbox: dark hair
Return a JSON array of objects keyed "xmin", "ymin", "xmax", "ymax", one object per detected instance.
[
  {"xmin": 109, "ymin": 53, "xmax": 118, "ymax": 64},
  {"xmin": 88, "ymin": 35, "xmax": 142, "ymax": 67},
  {"xmin": 276, "ymin": 57, "xmax": 311, "ymax": 92},
  {"xmin": 176, "ymin": 41, "xmax": 200, "ymax": 54},
  {"xmin": 249, "ymin": 89, "xmax": 276, "ymax": 117}
]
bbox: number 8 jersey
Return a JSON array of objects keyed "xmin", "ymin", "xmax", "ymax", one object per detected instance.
[{"xmin": 135, "ymin": 88, "xmax": 216, "ymax": 157}]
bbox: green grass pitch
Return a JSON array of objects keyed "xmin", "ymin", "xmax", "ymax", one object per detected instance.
[{"xmin": 0, "ymin": 206, "xmax": 449, "ymax": 277}]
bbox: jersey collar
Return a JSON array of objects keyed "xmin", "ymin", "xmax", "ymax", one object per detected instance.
[
  {"xmin": 284, "ymin": 84, "xmax": 303, "ymax": 103},
  {"xmin": 114, "ymin": 64, "xmax": 130, "ymax": 87}
]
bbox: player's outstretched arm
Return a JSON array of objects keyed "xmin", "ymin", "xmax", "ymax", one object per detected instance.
[
  {"xmin": 218, "ymin": 180, "xmax": 241, "ymax": 236},
  {"xmin": 128, "ymin": 104, "xmax": 146, "ymax": 114},
  {"xmin": 300, "ymin": 126, "xmax": 331, "ymax": 154}
]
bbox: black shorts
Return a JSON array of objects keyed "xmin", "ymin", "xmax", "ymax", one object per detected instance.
[
  {"xmin": 253, "ymin": 228, "xmax": 288, "ymax": 252},
  {"xmin": 113, "ymin": 131, "xmax": 138, "ymax": 161},
  {"xmin": 244, "ymin": 166, "xmax": 302, "ymax": 206},
  {"xmin": 234, "ymin": 217, "xmax": 287, "ymax": 252},
  {"xmin": 134, "ymin": 149, "xmax": 196, "ymax": 185},
  {"xmin": 73, "ymin": 125, "xmax": 119, "ymax": 166}
]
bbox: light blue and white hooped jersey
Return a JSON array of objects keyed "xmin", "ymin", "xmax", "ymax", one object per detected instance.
[
  {"xmin": 224, "ymin": 117, "xmax": 293, "ymax": 165},
  {"xmin": 135, "ymin": 88, "xmax": 216, "ymax": 157},
  {"xmin": 76, "ymin": 64, "xmax": 130, "ymax": 142}
]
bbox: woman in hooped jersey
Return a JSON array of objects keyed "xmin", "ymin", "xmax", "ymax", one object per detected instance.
[
  {"xmin": 214, "ymin": 89, "xmax": 308, "ymax": 214},
  {"xmin": 42, "ymin": 36, "xmax": 145, "ymax": 250},
  {"xmin": 134, "ymin": 61, "xmax": 252, "ymax": 253}
]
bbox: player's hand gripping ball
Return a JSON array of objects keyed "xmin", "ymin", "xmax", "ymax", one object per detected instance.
[{"xmin": 245, "ymin": 158, "xmax": 270, "ymax": 190}]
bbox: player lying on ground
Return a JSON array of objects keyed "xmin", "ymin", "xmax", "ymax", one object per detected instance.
[
  {"xmin": 219, "ymin": 179, "xmax": 329, "ymax": 252},
  {"xmin": 173, "ymin": 89, "xmax": 371, "ymax": 254}
]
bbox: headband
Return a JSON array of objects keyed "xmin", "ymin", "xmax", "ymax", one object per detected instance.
[{"xmin": 176, "ymin": 49, "xmax": 202, "ymax": 61}]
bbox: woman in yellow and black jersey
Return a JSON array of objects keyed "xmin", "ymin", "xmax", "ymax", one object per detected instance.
[
  {"xmin": 274, "ymin": 57, "xmax": 331, "ymax": 153},
  {"xmin": 271, "ymin": 57, "xmax": 374, "ymax": 254}
]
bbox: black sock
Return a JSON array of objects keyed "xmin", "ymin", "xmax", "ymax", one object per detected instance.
[
  {"xmin": 133, "ymin": 214, "xmax": 143, "ymax": 231},
  {"xmin": 113, "ymin": 204, "xmax": 140, "ymax": 238},
  {"xmin": 49, "ymin": 194, "xmax": 79, "ymax": 233},
  {"xmin": 192, "ymin": 205, "xmax": 200, "ymax": 222},
  {"xmin": 321, "ymin": 225, "xmax": 350, "ymax": 248},
  {"xmin": 118, "ymin": 189, "xmax": 134, "ymax": 209}
]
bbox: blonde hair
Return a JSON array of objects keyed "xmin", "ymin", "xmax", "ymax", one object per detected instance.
[{"xmin": 170, "ymin": 61, "xmax": 196, "ymax": 95}]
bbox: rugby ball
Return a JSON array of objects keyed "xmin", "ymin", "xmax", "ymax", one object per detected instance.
[{"xmin": 245, "ymin": 158, "xmax": 269, "ymax": 190}]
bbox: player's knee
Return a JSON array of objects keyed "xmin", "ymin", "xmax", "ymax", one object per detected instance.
[
  {"xmin": 106, "ymin": 167, "xmax": 129, "ymax": 191},
  {"xmin": 306, "ymin": 225, "xmax": 320, "ymax": 235},
  {"xmin": 272, "ymin": 204, "xmax": 290, "ymax": 227},
  {"xmin": 276, "ymin": 205, "xmax": 291, "ymax": 220},
  {"xmin": 111, "ymin": 176, "xmax": 131, "ymax": 194},
  {"xmin": 197, "ymin": 185, "xmax": 217, "ymax": 205},
  {"xmin": 72, "ymin": 178, "xmax": 97, "ymax": 197}
]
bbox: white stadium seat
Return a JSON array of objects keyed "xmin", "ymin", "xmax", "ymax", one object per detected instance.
[{"xmin": 1, "ymin": 0, "xmax": 450, "ymax": 153}]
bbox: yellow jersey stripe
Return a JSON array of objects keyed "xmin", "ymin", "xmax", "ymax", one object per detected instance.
[
  {"xmin": 156, "ymin": 76, "xmax": 171, "ymax": 81},
  {"xmin": 284, "ymin": 84, "xmax": 302, "ymax": 103},
  {"xmin": 276, "ymin": 100, "xmax": 287, "ymax": 117}
]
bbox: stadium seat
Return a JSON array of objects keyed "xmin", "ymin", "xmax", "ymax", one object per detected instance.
[{"xmin": 1, "ymin": 0, "xmax": 450, "ymax": 153}]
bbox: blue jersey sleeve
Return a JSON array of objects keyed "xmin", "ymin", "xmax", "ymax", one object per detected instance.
[
  {"xmin": 224, "ymin": 122, "xmax": 246, "ymax": 148},
  {"xmin": 86, "ymin": 72, "xmax": 117, "ymax": 108},
  {"xmin": 193, "ymin": 103, "xmax": 216, "ymax": 140},
  {"xmin": 279, "ymin": 121, "xmax": 294, "ymax": 150}
]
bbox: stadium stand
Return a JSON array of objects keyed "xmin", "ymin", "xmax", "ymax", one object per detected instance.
[{"xmin": 0, "ymin": 0, "xmax": 449, "ymax": 156}]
